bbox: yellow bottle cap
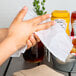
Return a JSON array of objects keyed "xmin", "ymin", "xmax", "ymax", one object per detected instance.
[{"xmin": 52, "ymin": 10, "xmax": 70, "ymax": 18}]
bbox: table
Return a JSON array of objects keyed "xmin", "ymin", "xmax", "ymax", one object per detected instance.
[{"xmin": 0, "ymin": 54, "xmax": 75, "ymax": 76}]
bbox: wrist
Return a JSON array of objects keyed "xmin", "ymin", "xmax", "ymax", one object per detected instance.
[
  {"xmin": 0, "ymin": 36, "xmax": 18, "ymax": 65},
  {"xmin": 0, "ymin": 36, "xmax": 17, "ymax": 52},
  {"xmin": 6, "ymin": 35, "xmax": 27, "ymax": 51}
]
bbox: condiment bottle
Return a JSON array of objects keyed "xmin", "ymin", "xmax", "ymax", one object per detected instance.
[
  {"xmin": 51, "ymin": 10, "xmax": 70, "ymax": 36},
  {"xmin": 71, "ymin": 11, "xmax": 76, "ymax": 36}
]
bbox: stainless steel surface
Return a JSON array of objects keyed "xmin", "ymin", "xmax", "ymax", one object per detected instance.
[
  {"xmin": 6, "ymin": 54, "xmax": 68, "ymax": 76},
  {"xmin": 52, "ymin": 55, "xmax": 76, "ymax": 72},
  {"xmin": 1, "ymin": 54, "xmax": 76, "ymax": 76}
]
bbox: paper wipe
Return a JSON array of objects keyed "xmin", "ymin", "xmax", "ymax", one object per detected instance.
[{"xmin": 35, "ymin": 23, "xmax": 73, "ymax": 62}]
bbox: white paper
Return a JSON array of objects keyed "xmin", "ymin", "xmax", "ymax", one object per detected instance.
[{"xmin": 35, "ymin": 23, "xmax": 73, "ymax": 62}]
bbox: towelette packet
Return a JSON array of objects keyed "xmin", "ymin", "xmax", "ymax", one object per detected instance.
[{"xmin": 35, "ymin": 23, "xmax": 73, "ymax": 62}]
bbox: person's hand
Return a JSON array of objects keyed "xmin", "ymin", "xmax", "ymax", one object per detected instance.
[
  {"xmin": 8, "ymin": 6, "xmax": 55, "ymax": 50},
  {"xmin": 27, "ymin": 33, "xmax": 40, "ymax": 49},
  {"xmin": 0, "ymin": 28, "xmax": 8, "ymax": 42}
]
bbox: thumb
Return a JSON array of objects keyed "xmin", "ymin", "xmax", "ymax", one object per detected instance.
[{"xmin": 16, "ymin": 6, "xmax": 28, "ymax": 21}]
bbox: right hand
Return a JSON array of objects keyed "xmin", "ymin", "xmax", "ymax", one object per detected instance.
[{"xmin": 8, "ymin": 6, "xmax": 55, "ymax": 50}]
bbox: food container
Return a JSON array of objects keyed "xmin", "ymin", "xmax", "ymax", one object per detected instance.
[
  {"xmin": 51, "ymin": 10, "xmax": 70, "ymax": 36},
  {"xmin": 70, "ymin": 11, "xmax": 76, "ymax": 55},
  {"xmin": 71, "ymin": 11, "xmax": 76, "ymax": 36}
]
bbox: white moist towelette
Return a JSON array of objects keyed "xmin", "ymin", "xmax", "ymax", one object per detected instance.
[{"xmin": 35, "ymin": 23, "xmax": 73, "ymax": 62}]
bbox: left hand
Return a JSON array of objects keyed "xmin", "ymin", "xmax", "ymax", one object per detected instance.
[{"xmin": 27, "ymin": 33, "xmax": 40, "ymax": 49}]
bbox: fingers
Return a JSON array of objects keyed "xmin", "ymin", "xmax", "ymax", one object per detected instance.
[
  {"xmin": 27, "ymin": 35, "xmax": 36, "ymax": 49},
  {"xmin": 27, "ymin": 40, "xmax": 32, "ymax": 49},
  {"xmin": 33, "ymin": 33, "xmax": 40, "ymax": 42},
  {"xmin": 35, "ymin": 21, "xmax": 55, "ymax": 32},
  {"xmin": 15, "ymin": 6, "xmax": 28, "ymax": 21},
  {"xmin": 29, "ymin": 14, "xmax": 51, "ymax": 25},
  {"xmin": 27, "ymin": 34, "xmax": 40, "ymax": 49},
  {"xmin": 29, "ymin": 35, "xmax": 36, "ymax": 46}
]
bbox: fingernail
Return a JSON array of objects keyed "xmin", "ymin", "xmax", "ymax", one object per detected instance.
[{"xmin": 23, "ymin": 6, "xmax": 28, "ymax": 10}]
